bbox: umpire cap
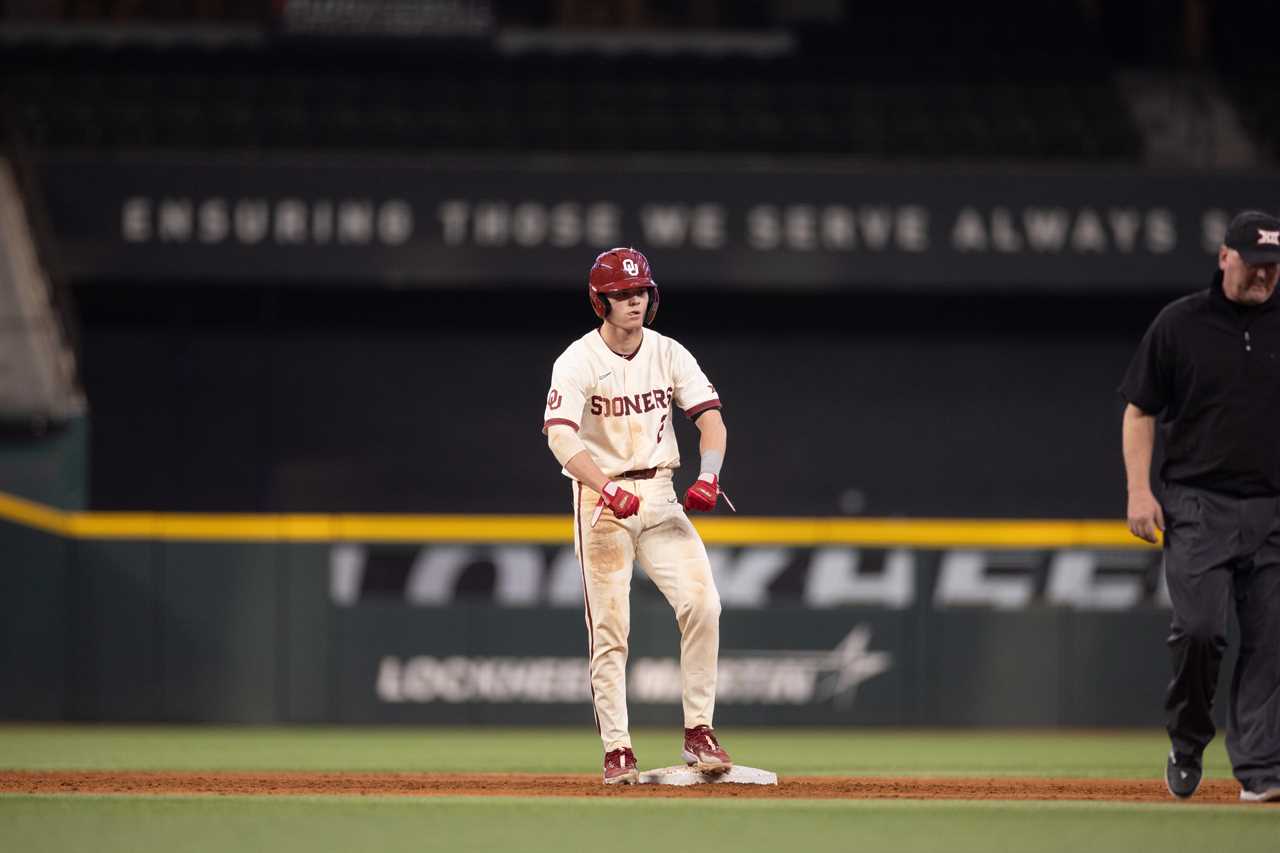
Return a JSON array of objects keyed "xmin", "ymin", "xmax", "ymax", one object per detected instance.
[{"xmin": 1224, "ymin": 210, "xmax": 1280, "ymax": 265}]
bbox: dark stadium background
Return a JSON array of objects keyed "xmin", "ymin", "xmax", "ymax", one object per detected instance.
[{"xmin": 2, "ymin": 0, "xmax": 1277, "ymax": 726}]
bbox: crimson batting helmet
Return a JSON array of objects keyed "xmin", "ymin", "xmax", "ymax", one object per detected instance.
[{"xmin": 588, "ymin": 247, "xmax": 660, "ymax": 325}]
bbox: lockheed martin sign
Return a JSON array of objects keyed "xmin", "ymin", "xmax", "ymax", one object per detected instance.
[
  {"xmin": 376, "ymin": 626, "xmax": 891, "ymax": 707},
  {"xmin": 33, "ymin": 154, "xmax": 1280, "ymax": 289}
]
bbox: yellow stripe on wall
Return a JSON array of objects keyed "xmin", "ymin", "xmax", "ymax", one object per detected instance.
[
  {"xmin": 0, "ymin": 489, "xmax": 1155, "ymax": 549},
  {"xmin": 0, "ymin": 490, "xmax": 67, "ymax": 536}
]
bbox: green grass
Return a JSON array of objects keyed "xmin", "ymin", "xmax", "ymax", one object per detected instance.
[
  {"xmin": 1, "ymin": 795, "xmax": 1275, "ymax": 853},
  {"xmin": 0, "ymin": 724, "xmax": 1234, "ymax": 778},
  {"xmin": 0, "ymin": 726, "xmax": 1266, "ymax": 853}
]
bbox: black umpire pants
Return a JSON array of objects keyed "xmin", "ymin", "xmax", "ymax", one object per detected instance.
[{"xmin": 1163, "ymin": 481, "xmax": 1280, "ymax": 787}]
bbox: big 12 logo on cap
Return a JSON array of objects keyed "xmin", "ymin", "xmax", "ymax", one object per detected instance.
[{"xmin": 1257, "ymin": 228, "xmax": 1280, "ymax": 246}]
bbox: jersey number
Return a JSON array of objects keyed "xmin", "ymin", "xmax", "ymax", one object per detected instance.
[{"xmin": 656, "ymin": 414, "xmax": 668, "ymax": 445}]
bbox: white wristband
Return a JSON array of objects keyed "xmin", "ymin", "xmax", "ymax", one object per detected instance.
[{"xmin": 699, "ymin": 448, "xmax": 724, "ymax": 477}]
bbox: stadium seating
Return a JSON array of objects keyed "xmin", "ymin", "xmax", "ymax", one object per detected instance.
[{"xmin": 0, "ymin": 39, "xmax": 1143, "ymax": 161}]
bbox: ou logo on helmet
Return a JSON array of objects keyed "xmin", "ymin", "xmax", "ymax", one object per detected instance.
[{"xmin": 622, "ymin": 258, "xmax": 639, "ymax": 276}]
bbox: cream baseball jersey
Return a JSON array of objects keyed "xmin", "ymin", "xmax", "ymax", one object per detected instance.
[{"xmin": 542, "ymin": 328, "xmax": 721, "ymax": 477}]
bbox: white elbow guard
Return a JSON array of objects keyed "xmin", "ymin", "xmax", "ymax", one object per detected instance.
[{"xmin": 547, "ymin": 424, "xmax": 587, "ymax": 467}]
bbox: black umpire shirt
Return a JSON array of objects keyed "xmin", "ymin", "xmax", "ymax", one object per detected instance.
[{"xmin": 1119, "ymin": 273, "xmax": 1280, "ymax": 497}]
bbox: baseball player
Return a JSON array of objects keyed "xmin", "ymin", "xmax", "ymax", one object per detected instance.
[{"xmin": 542, "ymin": 247, "xmax": 732, "ymax": 785}]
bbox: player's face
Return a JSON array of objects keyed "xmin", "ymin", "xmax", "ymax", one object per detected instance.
[
  {"xmin": 605, "ymin": 288, "xmax": 649, "ymax": 331},
  {"xmin": 1220, "ymin": 247, "xmax": 1280, "ymax": 305}
]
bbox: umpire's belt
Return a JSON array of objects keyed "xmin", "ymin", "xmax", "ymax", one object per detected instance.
[{"xmin": 616, "ymin": 467, "xmax": 658, "ymax": 480}]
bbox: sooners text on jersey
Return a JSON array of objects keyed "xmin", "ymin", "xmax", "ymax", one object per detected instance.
[{"xmin": 542, "ymin": 328, "xmax": 720, "ymax": 478}]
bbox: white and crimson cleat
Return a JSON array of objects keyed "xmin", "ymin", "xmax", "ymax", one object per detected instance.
[
  {"xmin": 682, "ymin": 725, "xmax": 732, "ymax": 773},
  {"xmin": 603, "ymin": 747, "xmax": 639, "ymax": 785}
]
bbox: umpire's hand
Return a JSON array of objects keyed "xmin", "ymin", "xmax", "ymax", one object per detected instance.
[{"xmin": 1127, "ymin": 489, "xmax": 1165, "ymax": 544}]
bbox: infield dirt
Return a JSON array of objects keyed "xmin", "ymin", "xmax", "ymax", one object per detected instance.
[{"xmin": 0, "ymin": 771, "xmax": 1251, "ymax": 803}]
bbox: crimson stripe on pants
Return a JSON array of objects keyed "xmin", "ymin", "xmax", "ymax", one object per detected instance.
[{"xmin": 575, "ymin": 480, "xmax": 601, "ymax": 735}]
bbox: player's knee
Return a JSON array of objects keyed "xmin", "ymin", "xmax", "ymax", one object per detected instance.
[
  {"xmin": 593, "ymin": 634, "xmax": 629, "ymax": 659},
  {"xmin": 681, "ymin": 592, "xmax": 721, "ymax": 626}
]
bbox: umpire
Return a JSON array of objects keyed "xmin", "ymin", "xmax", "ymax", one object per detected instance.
[{"xmin": 1120, "ymin": 210, "xmax": 1280, "ymax": 802}]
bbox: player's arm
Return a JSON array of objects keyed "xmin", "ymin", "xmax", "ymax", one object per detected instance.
[
  {"xmin": 543, "ymin": 359, "xmax": 640, "ymax": 519},
  {"xmin": 694, "ymin": 408, "xmax": 726, "ymax": 467},
  {"xmin": 547, "ymin": 429, "xmax": 608, "ymax": 493},
  {"xmin": 1122, "ymin": 403, "xmax": 1163, "ymax": 543},
  {"xmin": 542, "ymin": 355, "xmax": 600, "ymax": 489},
  {"xmin": 683, "ymin": 409, "xmax": 728, "ymax": 512},
  {"xmin": 669, "ymin": 339, "xmax": 728, "ymax": 512},
  {"xmin": 546, "ymin": 426, "xmax": 639, "ymax": 518}
]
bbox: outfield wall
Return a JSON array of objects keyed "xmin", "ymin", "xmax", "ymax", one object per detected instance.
[{"xmin": 0, "ymin": 498, "xmax": 1233, "ymax": 727}]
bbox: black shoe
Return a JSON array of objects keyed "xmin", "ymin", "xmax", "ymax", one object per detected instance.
[
  {"xmin": 1165, "ymin": 750, "xmax": 1202, "ymax": 800},
  {"xmin": 1239, "ymin": 777, "xmax": 1280, "ymax": 803}
]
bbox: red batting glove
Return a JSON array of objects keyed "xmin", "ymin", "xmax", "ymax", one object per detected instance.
[
  {"xmin": 683, "ymin": 474, "xmax": 720, "ymax": 512},
  {"xmin": 601, "ymin": 481, "xmax": 640, "ymax": 519}
]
